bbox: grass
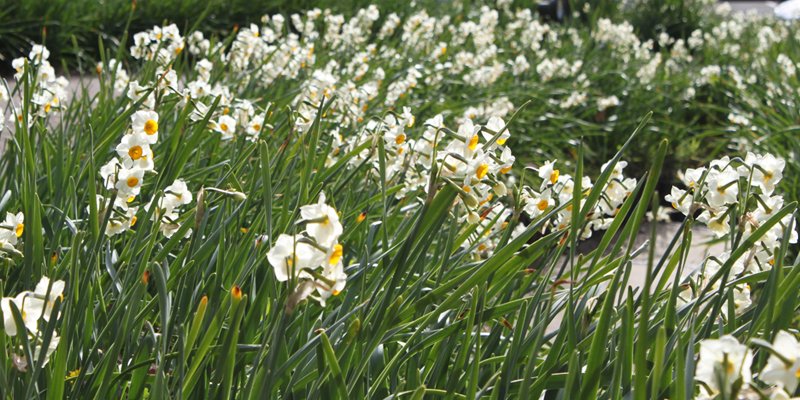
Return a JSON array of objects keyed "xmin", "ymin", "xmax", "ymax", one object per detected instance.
[{"xmin": 0, "ymin": 0, "xmax": 798, "ymax": 399}]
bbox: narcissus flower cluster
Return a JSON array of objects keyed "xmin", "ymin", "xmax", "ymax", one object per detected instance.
[
  {"xmin": 267, "ymin": 193, "xmax": 347, "ymax": 307},
  {"xmin": 1, "ymin": 276, "xmax": 64, "ymax": 371},
  {"xmin": 696, "ymin": 332, "xmax": 800, "ymax": 400},
  {"xmin": 666, "ymin": 152, "xmax": 796, "ymax": 318}
]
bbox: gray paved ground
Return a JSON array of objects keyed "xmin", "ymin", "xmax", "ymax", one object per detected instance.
[
  {"xmin": 726, "ymin": 1, "xmax": 778, "ymax": 14},
  {"xmin": 544, "ymin": 221, "xmax": 725, "ymax": 332},
  {"xmin": 0, "ymin": 75, "xmax": 101, "ymax": 152}
]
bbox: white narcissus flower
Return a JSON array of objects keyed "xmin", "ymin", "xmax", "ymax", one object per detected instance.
[
  {"xmin": 524, "ymin": 188, "xmax": 553, "ymax": 218},
  {"xmin": 32, "ymin": 336, "xmax": 60, "ymax": 367},
  {"xmin": 105, "ymin": 206, "xmax": 138, "ymax": 236},
  {"xmin": 245, "ymin": 113, "xmax": 266, "ymax": 141},
  {"xmin": 665, "ymin": 187, "xmax": 692, "ymax": 215},
  {"xmin": 725, "ymin": 284, "xmax": 751, "ymax": 317},
  {"xmin": 25, "ymin": 277, "xmax": 66, "ymax": 325},
  {"xmin": 1, "ymin": 293, "xmax": 36, "ymax": 335},
  {"xmin": 28, "ymin": 44, "xmax": 50, "ymax": 64},
  {"xmin": 497, "ymin": 146, "xmax": 515, "ymax": 174},
  {"xmin": 266, "ymin": 234, "xmax": 325, "ymax": 282},
  {"xmin": 465, "ymin": 149, "xmax": 491, "ymax": 183},
  {"xmin": 538, "ymin": 160, "xmax": 559, "ymax": 190},
  {"xmin": 482, "ymin": 116, "xmax": 509, "ymax": 149},
  {"xmin": 696, "ymin": 335, "xmax": 752, "ymax": 395},
  {"xmin": 753, "ymin": 195, "xmax": 784, "ymax": 224},
  {"xmin": 100, "ymin": 158, "xmax": 122, "ymax": 190},
  {"xmin": 706, "ymin": 169, "xmax": 739, "ymax": 208},
  {"xmin": 317, "ymin": 245, "xmax": 347, "ymax": 306},
  {"xmin": 424, "ymin": 114, "xmax": 444, "ymax": 132},
  {"xmin": 215, "ymin": 115, "xmax": 237, "ymax": 140},
  {"xmin": 678, "ymin": 167, "xmax": 707, "ymax": 189},
  {"xmin": 116, "ymin": 133, "xmax": 152, "ymax": 165},
  {"xmin": 122, "ymin": 147, "xmax": 155, "ymax": 172},
  {"xmin": 401, "ymin": 107, "xmax": 415, "ymax": 127},
  {"xmin": 115, "ymin": 167, "xmax": 145, "ymax": 197},
  {"xmin": 0, "ymin": 212, "xmax": 24, "ymax": 246},
  {"xmin": 131, "ymin": 110, "xmax": 160, "ymax": 144},
  {"xmin": 760, "ymin": 331, "xmax": 800, "ymax": 393},
  {"xmin": 300, "ymin": 192, "xmax": 343, "ymax": 248},
  {"xmin": 772, "ymin": 389, "xmax": 800, "ymax": 400},
  {"xmin": 384, "ymin": 123, "xmax": 407, "ymax": 149},
  {"xmin": 457, "ymin": 118, "xmax": 482, "ymax": 157},
  {"xmin": 164, "ymin": 179, "xmax": 193, "ymax": 209},
  {"xmin": 295, "ymin": 109, "xmax": 317, "ymax": 133},
  {"xmin": 738, "ymin": 152, "xmax": 785, "ymax": 195},
  {"xmin": 698, "ymin": 209, "xmax": 731, "ymax": 238},
  {"xmin": 2, "ymin": 276, "xmax": 65, "ymax": 336},
  {"xmin": 161, "ymin": 216, "xmax": 193, "ymax": 239}
]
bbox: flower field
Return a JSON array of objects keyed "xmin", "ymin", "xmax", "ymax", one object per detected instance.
[{"xmin": 0, "ymin": 0, "xmax": 799, "ymax": 399}]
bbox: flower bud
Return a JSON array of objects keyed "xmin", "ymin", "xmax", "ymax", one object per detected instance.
[
  {"xmin": 467, "ymin": 211, "xmax": 480, "ymax": 224},
  {"xmin": 231, "ymin": 191, "xmax": 247, "ymax": 202},
  {"xmin": 462, "ymin": 193, "xmax": 479, "ymax": 208},
  {"xmin": 493, "ymin": 181, "xmax": 507, "ymax": 196},
  {"xmin": 195, "ymin": 186, "xmax": 205, "ymax": 230}
]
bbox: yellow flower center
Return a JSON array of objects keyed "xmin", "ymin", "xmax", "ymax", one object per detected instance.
[
  {"xmin": 144, "ymin": 120, "xmax": 158, "ymax": 135},
  {"xmin": 358, "ymin": 212, "xmax": 367, "ymax": 222},
  {"xmin": 330, "ymin": 244, "xmax": 343, "ymax": 265},
  {"xmin": 130, "ymin": 216, "xmax": 137, "ymax": 226},
  {"xmin": 395, "ymin": 134, "xmax": 405, "ymax": 145},
  {"xmin": 476, "ymin": 164, "xmax": 489, "ymax": 179},
  {"xmin": 550, "ymin": 170, "xmax": 560, "ymax": 184},
  {"xmin": 497, "ymin": 139, "xmax": 507, "ymax": 145},
  {"xmin": 220, "ymin": 123, "xmax": 229, "ymax": 132},
  {"xmin": 129, "ymin": 145, "xmax": 143, "ymax": 160},
  {"xmin": 15, "ymin": 223, "xmax": 24, "ymax": 237},
  {"xmin": 468, "ymin": 135, "xmax": 479, "ymax": 151},
  {"xmin": 253, "ymin": 124, "xmax": 261, "ymax": 131},
  {"xmin": 332, "ymin": 290, "xmax": 341, "ymax": 296},
  {"xmin": 127, "ymin": 177, "xmax": 139, "ymax": 188},
  {"xmin": 501, "ymin": 166, "xmax": 512, "ymax": 174},
  {"xmin": 535, "ymin": 200, "xmax": 548, "ymax": 211}
]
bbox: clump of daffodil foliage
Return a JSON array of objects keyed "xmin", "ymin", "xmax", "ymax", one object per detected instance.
[{"xmin": 0, "ymin": 1, "xmax": 798, "ymax": 399}]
